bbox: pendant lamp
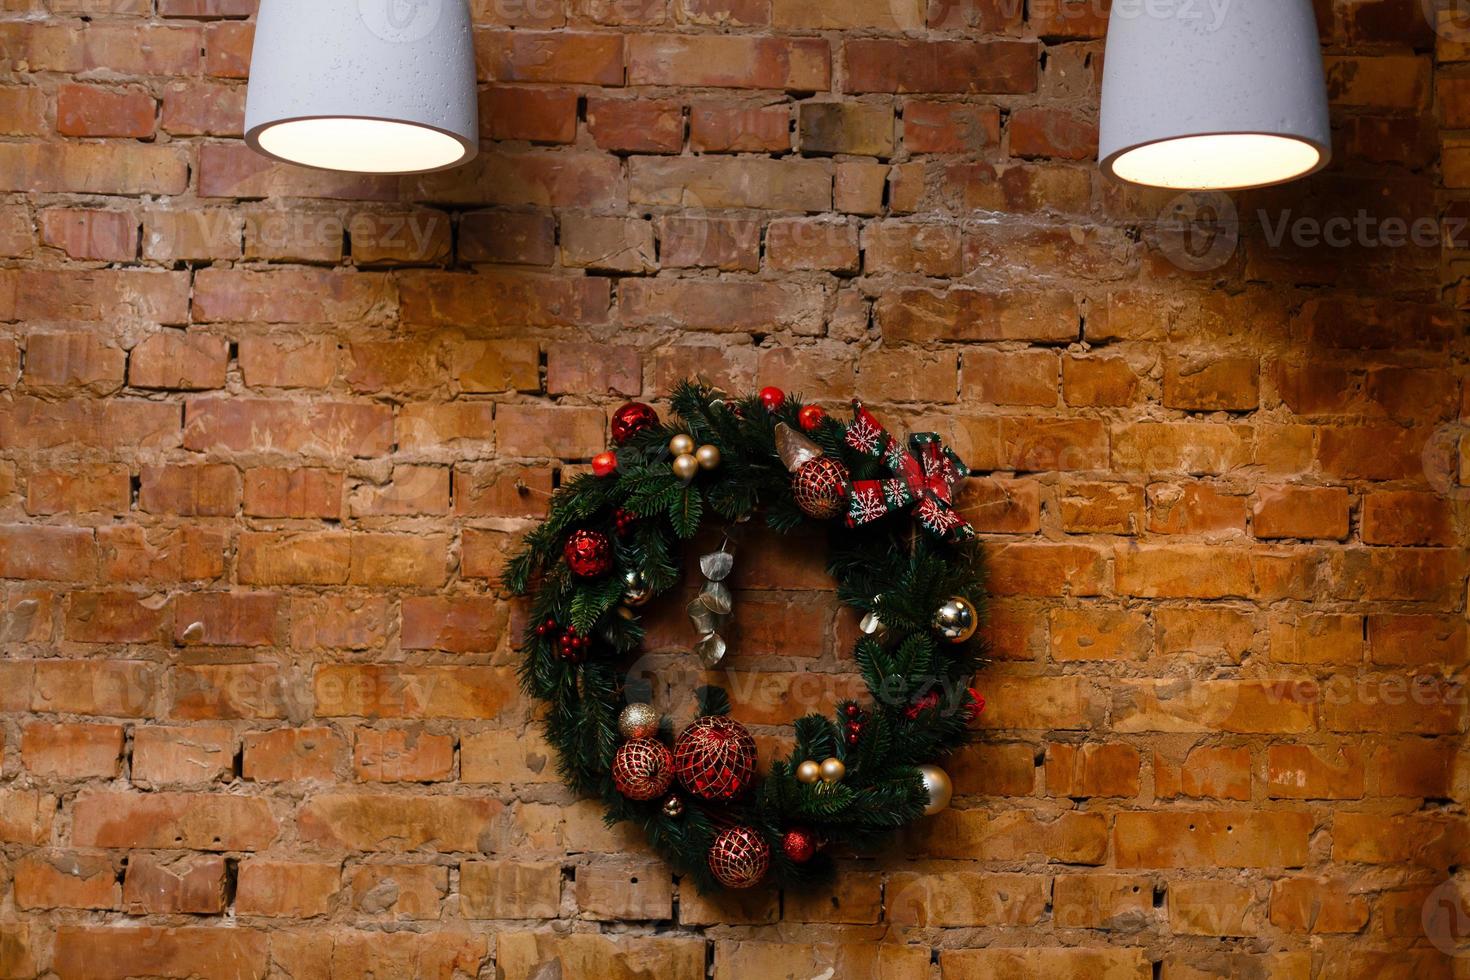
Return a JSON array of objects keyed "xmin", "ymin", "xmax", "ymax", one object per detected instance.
[
  {"xmin": 1099, "ymin": 0, "xmax": 1331, "ymax": 190},
  {"xmin": 244, "ymin": 0, "xmax": 478, "ymax": 175}
]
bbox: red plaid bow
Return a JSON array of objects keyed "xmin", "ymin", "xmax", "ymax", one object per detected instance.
[{"xmin": 843, "ymin": 401, "xmax": 974, "ymax": 542}]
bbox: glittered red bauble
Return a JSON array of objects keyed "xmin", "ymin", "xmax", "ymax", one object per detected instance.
[
  {"xmin": 793, "ymin": 457, "xmax": 850, "ymax": 520},
  {"xmin": 782, "ymin": 827, "xmax": 817, "ymax": 864},
  {"xmin": 612, "ymin": 738, "xmax": 675, "ymax": 801},
  {"xmin": 759, "ymin": 387, "xmax": 785, "ymax": 412},
  {"xmin": 709, "ymin": 826, "xmax": 770, "ymax": 889},
  {"xmin": 563, "ymin": 529, "xmax": 612, "ymax": 578},
  {"xmin": 798, "ymin": 404, "xmax": 826, "ymax": 431},
  {"xmin": 592, "ymin": 451, "xmax": 618, "ymax": 477},
  {"xmin": 611, "ymin": 402, "xmax": 660, "ymax": 446},
  {"xmin": 674, "ymin": 715, "xmax": 757, "ymax": 801}
]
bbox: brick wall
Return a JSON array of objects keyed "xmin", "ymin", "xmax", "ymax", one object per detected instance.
[{"xmin": 0, "ymin": 0, "xmax": 1466, "ymax": 977}]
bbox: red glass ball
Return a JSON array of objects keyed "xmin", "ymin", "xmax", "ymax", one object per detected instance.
[
  {"xmin": 563, "ymin": 529, "xmax": 612, "ymax": 578},
  {"xmin": 674, "ymin": 715, "xmax": 757, "ymax": 801},
  {"xmin": 782, "ymin": 827, "xmax": 817, "ymax": 864},
  {"xmin": 592, "ymin": 451, "xmax": 618, "ymax": 477},
  {"xmin": 793, "ymin": 457, "xmax": 850, "ymax": 520},
  {"xmin": 798, "ymin": 404, "xmax": 826, "ymax": 431},
  {"xmin": 612, "ymin": 738, "xmax": 675, "ymax": 801},
  {"xmin": 611, "ymin": 402, "xmax": 660, "ymax": 446},
  {"xmin": 709, "ymin": 826, "xmax": 770, "ymax": 889},
  {"xmin": 759, "ymin": 387, "xmax": 785, "ymax": 412}
]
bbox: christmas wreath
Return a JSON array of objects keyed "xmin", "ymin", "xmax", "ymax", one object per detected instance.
[{"xmin": 503, "ymin": 381, "xmax": 987, "ymax": 892}]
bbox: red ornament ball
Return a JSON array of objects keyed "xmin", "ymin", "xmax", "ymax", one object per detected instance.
[
  {"xmin": 611, "ymin": 402, "xmax": 660, "ymax": 446},
  {"xmin": 793, "ymin": 457, "xmax": 851, "ymax": 520},
  {"xmin": 781, "ymin": 826, "xmax": 818, "ymax": 864},
  {"xmin": 612, "ymin": 738, "xmax": 675, "ymax": 801},
  {"xmin": 674, "ymin": 715, "xmax": 757, "ymax": 801},
  {"xmin": 563, "ymin": 529, "xmax": 612, "ymax": 578},
  {"xmin": 709, "ymin": 826, "xmax": 770, "ymax": 889},
  {"xmin": 798, "ymin": 404, "xmax": 826, "ymax": 431},
  {"xmin": 759, "ymin": 386, "xmax": 786, "ymax": 412},
  {"xmin": 591, "ymin": 451, "xmax": 618, "ymax": 477}
]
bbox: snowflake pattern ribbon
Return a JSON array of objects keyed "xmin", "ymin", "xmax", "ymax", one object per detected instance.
[{"xmin": 844, "ymin": 401, "xmax": 975, "ymax": 542}]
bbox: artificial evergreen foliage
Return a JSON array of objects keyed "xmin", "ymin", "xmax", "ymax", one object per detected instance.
[{"xmin": 504, "ymin": 381, "xmax": 988, "ymax": 892}]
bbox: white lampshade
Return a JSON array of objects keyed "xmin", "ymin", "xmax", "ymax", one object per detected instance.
[
  {"xmin": 1099, "ymin": 0, "xmax": 1331, "ymax": 190},
  {"xmin": 244, "ymin": 0, "xmax": 478, "ymax": 175}
]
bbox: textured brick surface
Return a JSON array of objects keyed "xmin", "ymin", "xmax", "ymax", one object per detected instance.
[{"xmin": 0, "ymin": 2, "xmax": 1463, "ymax": 976}]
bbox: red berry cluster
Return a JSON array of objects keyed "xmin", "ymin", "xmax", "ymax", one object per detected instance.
[
  {"xmin": 535, "ymin": 617, "xmax": 592, "ymax": 662},
  {"xmin": 841, "ymin": 701, "xmax": 867, "ymax": 747},
  {"xmin": 613, "ymin": 507, "xmax": 636, "ymax": 538}
]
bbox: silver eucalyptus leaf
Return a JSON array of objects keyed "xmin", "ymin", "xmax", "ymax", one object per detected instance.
[
  {"xmin": 687, "ymin": 599, "xmax": 719, "ymax": 635},
  {"xmin": 700, "ymin": 551, "xmax": 734, "ymax": 582},
  {"xmin": 700, "ymin": 582, "xmax": 733, "ymax": 615},
  {"xmin": 695, "ymin": 633, "xmax": 727, "ymax": 668}
]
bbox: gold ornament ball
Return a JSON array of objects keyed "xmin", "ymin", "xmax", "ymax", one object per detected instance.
[
  {"xmin": 933, "ymin": 596, "xmax": 978, "ymax": 644},
  {"xmin": 669, "ymin": 433, "xmax": 695, "ymax": 456},
  {"xmin": 695, "ymin": 444, "xmax": 722, "ymax": 470},
  {"xmin": 662, "ymin": 795, "xmax": 684, "ymax": 818},
  {"xmin": 672, "ymin": 453, "xmax": 699, "ymax": 482},
  {"xmin": 819, "ymin": 757, "xmax": 846, "ymax": 784},
  {"xmin": 622, "ymin": 568, "xmax": 654, "ymax": 607},
  {"xmin": 919, "ymin": 764, "xmax": 953, "ymax": 815},
  {"xmin": 795, "ymin": 760, "xmax": 822, "ymax": 784},
  {"xmin": 618, "ymin": 703, "xmax": 660, "ymax": 740}
]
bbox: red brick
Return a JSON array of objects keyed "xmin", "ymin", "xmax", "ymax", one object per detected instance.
[
  {"xmin": 297, "ymin": 793, "xmax": 501, "ymax": 851},
  {"xmin": 844, "ymin": 40, "xmax": 1038, "ymax": 94},
  {"xmin": 1361, "ymin": 490, "xmax": 1454, "ymax": 545},
  {"xmin": 767, "ymin": 217, "xmax": 859, "ymax": 272},
  {"xmin": 480, "ymin": 86, "xmax": 578, "ymax": 144},
  {"xmin": 40, "ymin": 207, "xmax": 138, "ymax": 262},
  {"xmin": 185, "ymin": 399, "xmax": 392, "ymax": 457},
  {"xmin": 1148, "ymin": 482, "xmax": 1247, "ymax": 537},
  {"xmin": 588, "ymin": 97, "xmax": 684, "ymax": 153},
  {"xmin": 863, "ymin": 220, "xmax": 963, "ymax": 277},
  {"xmin": 72, "ymin": 790, "xmax": 277, "ymax": 850},
  {"xmin": 238, "ymin": 336, "xmax": 338, "ymax": 389},
  {"xmin": 235, "ymin": 860, "xmax": 341, "ymax": 917},
  {"xmin": 161, "ymin": 79, "xmax": 245, "ymax": 136},
  {"xmin": 689, "ymin": 102, "xmax": 790, "ymax": 153},
  {"xmin": 194, "ymin": 267, "xmax": 392, "ymax": 324},
  {"xmin": 1046, "ymin": 742, "xmax": 1140, "ymax": 798},
  {"xmin": 53, "ymin": 926, "xmax": 267, "ymax": 980},
  {"xmin": 961, "ymin": 348, "xmax": 1058, "ymax": 405},
  {"xmin": 903, "ymin": 100, "xmax": 1001, "ymax": 154},
  {"xmin": 14, "ymin": 853, "xmax": 118, "ymax": 910},
  {"xmin": 353, "ymin": 728, "xmax": 455, "ymax": 782},
  {"xmin": 24, "ymin": 332, "xmax": 125, "ymax": 394},
  {"xmin": 1252, "ymin": 485, "xmax": 1350, "ymax": 541},
  {"xmin": 459, "ymin": 211, "xmax": 556, "ymax": 265},
  {"xmin": 243, "ymin": 467, "xmax": 343, "ymax": 519},
  {"xmin": 1265, "ymin": 743, "xmax": 1365, "ymax": 800},
  {"xmin": 1113, "ymin": 811, "xmax": 1311, "ymax": 868},
  {"xmin": 399, "ymin": 271, "xmax": 610, "ymax": 328},
  {"xmin": 172, "ymin": 592, "xmax": 278, "ymax": 647},
  {"xmin": 1063, "ymin": 355, "xmax": 1141, "ymax": 407},
  {"xmin": 1164, "ymin": 355, "xmax": 1261, "ymax": 411},
  {"xmin": 0, "ymin": 143, "xmax": 188, "ymax": 195},
  {"xmin": 21, "ymin": 722, "xmax": 123, "ymax": 778},
  {"xmin": 630, "ymin": 156, "xmax": 830, "ymax": 211},
  {"xmin": 628, "ymin": 34, "xmax": 829, "ymax": 90},
  {"xmin": 122, "ymin": 854, "xmax": 226, "ymax": 915},
  {"xmin": 314, "ymin": 664, "xmax": 514, "ymax": 720},
  {"xmin": 622, "ymin": 278, "xmax": 827, "ymax": 334},
  {"xmin": 0, "ymin": 86, "xmax": 46, "ymax": 136},
  {"xmin": 561, "ymin": 215, "xmax": 657, "ymax": 273},
  {"xmin": 129, "ymin": 332, "xmax": 229, "ymax": 390},
  {"xmin": 242, "ymin": 727, "xmax": 346, "ymax": 782},
  {"xmin": 131, "ymin": 724, "xmax": 234, "ymax": 786},
  {"xmin": 25, "ymin": 464, "xmax": 130, "ymax": 516},
  {"xmin": 659, "ymin": 215, "xmax": 761, "ymax": 271},
  {"xmin": 675, "ymin": 0, "xmax": 770, "ymax": 25},
  {"xmin": 480, "ymin": 30, "xmax": 625, "ymax": 85},
  {"xmin": 63, "ymin": 591, "xmax": 168, "ymax": 644},
  {"xmin": 56, "ymin": 83, "xmax": 155, "ymax": 137},
  {"xmin": 1008, "ymin": 106, "xmax": 1098, "ymax": 160}
]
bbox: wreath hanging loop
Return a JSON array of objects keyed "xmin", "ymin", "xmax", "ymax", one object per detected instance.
[{"xmin": 503, "ymin": 381, "xmax": 988, "ymax": 892}]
